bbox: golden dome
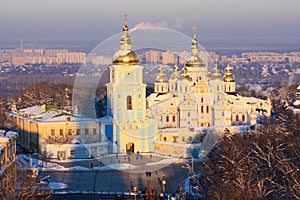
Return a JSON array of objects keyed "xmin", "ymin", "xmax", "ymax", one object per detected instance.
[
  {"xmin": 113, "ymin": 50, "xmax": 139, "ymax": 65},
  {"xmin": 223, "ymin": 63, "xmax": 235, "ymax": 82},
  {"xmin": 155, "ymin": 74, "xmax": 168, "ymax": 83},
  {"xmin": 212, "ymin": 62, "xmax": 222, "ymax": 80},
  {"xmin": 113, "ymin": 14, "xmax": 139, "ymax": 66},
  {"xmin": 155, "ymin": 66, "xmax": 168, "ymax": 83},
  {"xmin": 170, "ymin": 65, "xmax": 179, "ymax": 80},
  {"xmin": 185, "ymin": 25, "xmax": 205, "ymax": 68}
]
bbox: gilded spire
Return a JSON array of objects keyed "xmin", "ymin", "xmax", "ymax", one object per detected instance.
[
  {"xmin": 223, "ymin": 61, "xmax": 235, "ymax": 82},
  {"xmin": 191, "ymin": 24, "xmax": 198, "ymax": 57},
  {"xmin": 193, "ymin": 24, "xmax": 197, "ymax": 40},
  {"xmin": 212, "ymin": 61, "xmax": 222, "ymax": 80},
  {"xmin": 113, "ymin": 13, "xmax": 139, "ymax": 65},
  {"xmin": 159, "ymin": 60, "xmax": 164, "ymax": 74},
  {"xmin": 120, "ymin": 12, "xmax": 131, "ymax": 50},
  {"xmin": 155, "ymin": 62, "xmax": 168, "ymax": 83}
]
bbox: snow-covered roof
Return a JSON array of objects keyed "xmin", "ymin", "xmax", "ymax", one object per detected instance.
[
  {"xmin": 0, "ymin": 130, "xmax": 17, "ymax": 139},
  {"xmin": 294, "ymin": 100, "xmax": 300, "ymax": 106},
  {"xmin": 97, "ymin": 116, "xmax": 113, "ymax": 122},
  {"xmin": 12, "ymin": 105, "xmax": 96, "ymax": 123},
  {"xmin": 147, "ymin": 93, "xmax": 172, "ymax": 102},
  {"xmin": 19, "ymin": 105, "xmax": 43, "ymax": 115}
]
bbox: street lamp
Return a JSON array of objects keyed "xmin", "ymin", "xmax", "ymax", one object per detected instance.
[
  {"xmin": 162, "ymin": 175, "xmax": 166, "ymax": 193},
  {"xmin": 133, "ymin": 186, "xmax": 138, "ymax": 200}
]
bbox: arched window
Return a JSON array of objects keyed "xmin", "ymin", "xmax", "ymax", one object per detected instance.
[
  {"xmin": 127, "ymin": 96, "xmax": 132, "ymax": 110},
  {"xmin": 242, "ymin": 114, "xmax": 245, "ymax": 121}
]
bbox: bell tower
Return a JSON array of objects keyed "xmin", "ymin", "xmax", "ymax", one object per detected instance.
[{"xmin": 106, "ymin": 14, "xmax": 146, "ymax": 121}]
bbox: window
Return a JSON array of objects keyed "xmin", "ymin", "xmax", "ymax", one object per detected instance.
[
  {"xmin": 236, "ymin": 115, "xmax": 239, "ymax": 121},
  {"xmin": 201, "ymin": 97, "xmax": 203, "ymax": 103},
  {"xmin": 242, "ymin": 114, "xmax": 245, "ymax": 121},
  {"xmin": 59, "ymin": 129, "xmax": 63, "ymax": 136},
  {"xmin": 93, "ymin": 128, "xmax": 97, "ymax": 135},
  {"xmin": 161, "ymin": 116, "xmax": 163, "ymax": 122},
  {"xmin": 138, "ymin": 93, "xmax": 141, "ymax": 98},
  {"xmin": 127, "ymin": 96, "xmax": 132, "ymax": 110},
  {"xmin": 188, "ymin": 112, "xmax": 190, "ymax": 117},
  {"xmin": 229, "ymin": 86, "xmax": 231, "ymax": 91},
  {"xmin": 76, "ymin": 129, "xmax": 80, "ymax": 135},
  {"xmin": 51, "ymin": 129, "xmax": 55, "ymax": 136},
  {"xmin": 163, "ymin": 137, "xmax": 167, "ymax": 142},
  {"xmin": 85, "ymin": 128, "xmax": 89, "ymax": 135},
  {"xmin": 182, "ymin": 136, "xmax": 185, "ymax": 142},
  {"xmin": 172, "ymin": 115, "xmax": 176, "ymax": 122},
  {"xmin": 67, "ymin": 129, "xmax": 72, "ymax": 136},
  {"xmin": 166, "ymin": 115, "xmax": 169, "ymax": 122},
  {"xmin": 206, "ymin": 106, "xmax": 209, "ymax": 113},
  {"xmin": 201, "ymin": 106, "xmax": 204, "ymax": 113}
]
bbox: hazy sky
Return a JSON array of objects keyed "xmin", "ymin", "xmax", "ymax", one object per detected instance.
[{"xmin": 1, "ymin": 0, "xmax": 300, "ymax": 42}]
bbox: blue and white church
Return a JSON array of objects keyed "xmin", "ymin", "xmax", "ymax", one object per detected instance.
[{"xmin": 99, "ymin": 17, "xmax": 158, "ymax": 154}]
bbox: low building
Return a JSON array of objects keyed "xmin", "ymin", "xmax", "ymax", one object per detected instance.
[
  {"xmin": 9, "ymin": 105, "xmax": 107, "ymax": 160},
  {"xmin": 0, "ymin": 130, "xmax": 17, "ymax": 167}
]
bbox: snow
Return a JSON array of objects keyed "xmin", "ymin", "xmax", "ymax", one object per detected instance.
[
  {"xmin": 145, "ymin": 158, "xmax": 182, "ymax": 166},
  {"xmin": 20, "ymin": 105, "xmax": 43, "ymax": 115},
  {"xmin": 12, "ymin": 105, "xmax": 96, "ymax": 123},
  {"xmin": 69, "ymin": 165, "xmax": 89, "ymax": 170},
  {"xmin": 48, "ymin": 182, "xmax": 68, "ymax": 190},
  {"xmin": 113, "ymin": 49, "xmax": 131, "ymax": 60},
  {"xmin": 294, "ymin": 100, "xmax": 300, "ymax": 106},
  {"xmin": 94, "ymin": 163, "xmax": 137, "ymax": 171},
  {"xmin": 0, "ymin": 130, "xmax": 17, "ymax": 139}
]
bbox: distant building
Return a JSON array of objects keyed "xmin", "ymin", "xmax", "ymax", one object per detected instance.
[
  {"xmin": 145, "ymin": 50, "xmax": 161, "ymax": 63},
  {"xmin": 162, "ymin": 51, "xmax": 176, "ymax": 64},
  {"xmin": 6, "ymin": 48, "xmax": 86, "ymax": 66}
]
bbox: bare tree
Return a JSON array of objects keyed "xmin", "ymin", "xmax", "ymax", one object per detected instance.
[{"xmin": 199, "ymin": 85, "xmax": 300, "ymax": 199}]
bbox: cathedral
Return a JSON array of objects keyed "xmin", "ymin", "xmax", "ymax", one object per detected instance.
[
  {"xmin": 99, "ymin": 17, "xmax": 272, "ymax": 157},
  {"xmin": 9, "ymin": 17, "xmax": 273, "ymax": 159}
]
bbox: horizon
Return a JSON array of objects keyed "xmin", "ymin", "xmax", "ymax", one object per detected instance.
[{"xmin": 1, "ymin": 0, "xmax": 300, "ymax": 44}]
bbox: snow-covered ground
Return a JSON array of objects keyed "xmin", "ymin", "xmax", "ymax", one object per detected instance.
[{"xmin": 18, "ymin": 154, "xmax": 184, "ymax": 172}]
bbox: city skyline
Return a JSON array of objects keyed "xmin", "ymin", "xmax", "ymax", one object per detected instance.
[{"xmin": 1, "ymin": 0, "xmax": 300, "ymax": 43}]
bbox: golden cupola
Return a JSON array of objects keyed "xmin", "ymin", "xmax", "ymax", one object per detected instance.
[
  {"xmin": 185, "ymin": 25, "xmax": 205, "ymax": 68},
  {"xmin": 113, "ymin": 14, "xmax": 139, "ymax": 65},
  {"xmin": 170, "ymin": 65, "xmax": 179, "ymax": 80},
  {"xmin": 155, "ymin": 65, "xmax": 168, "ymax": 83},
  {"xmin": 212, "ymin": 61, "xmax": 222, "ymax": 80},
  {"xmin": 223, "ymin": 62, "xmax": 235, "ymax": 82}
]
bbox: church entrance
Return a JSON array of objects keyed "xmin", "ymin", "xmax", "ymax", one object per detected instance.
[{"xmin": 126, "ymin": 142, "xmax": 134, "ymax": 153}]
